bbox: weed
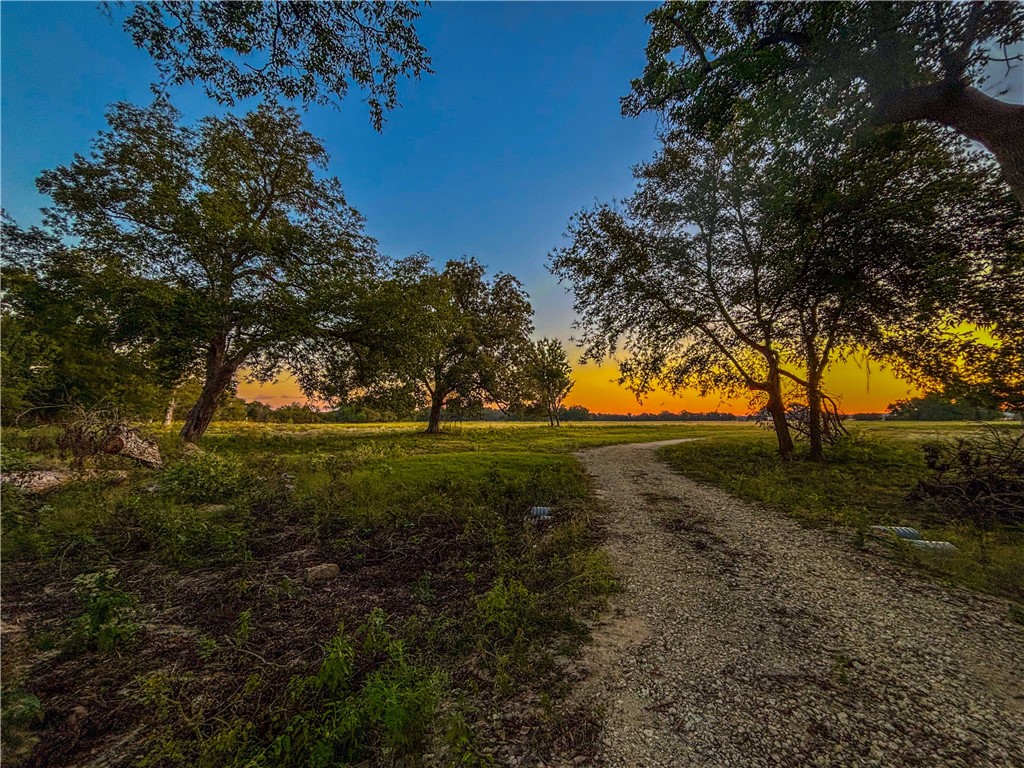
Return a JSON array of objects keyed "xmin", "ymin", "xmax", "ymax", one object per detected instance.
[
  {"xmin": 476, "ymin": 577, "xmax": 539, "ymax": 646},
  {"xmin": 271, "ymin": 610, "xmax": 445, "ymax": 766},
  {"xmin": 234, "ymin": 609, "xmax": 252, "ymax": 646},
  {"xmin": 440, "ymin": 711, "xmax": 496, "ymax": 767},
  {"xmin": 0, "ymin": 687, "xmax": 44, "ymax": 758},
  {"xmin": 71, "ymin": 567, "xmax": 139, "ymax": 653},
  {"xmin": 159, "ymin": 452, "xmax": 253, "ymax": 504},
  {"xmin": 0, "ymin": 447, "xmax": 32, "ymax": 472},
  {"xmin": 118, "ymin": 496, "xmax": 249, "ymax": 568},
  {"xmin": 197, "ymin": 636, "xmax": 219, "ymax": 661}
]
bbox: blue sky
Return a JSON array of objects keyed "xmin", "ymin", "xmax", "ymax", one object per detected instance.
[
  {"xmin": 3, "ymin": 2, "xmax": 1020, "ymax": 413},
  {"xmin": 1, "ymin": 1, "xmax": 661, "ymax": 339}
]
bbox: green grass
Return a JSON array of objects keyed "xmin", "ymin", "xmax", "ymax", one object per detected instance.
[
  {"xmin": 6, "ymin": 418, "xmax": 1019, "ymax": 765},
  {"xmin": 0, "ymin": 419, "xmax": 739, "ymax": 767},
  {"xmin": 658, "ymin": 422, "xmax": 1024, "ymax": 602}
]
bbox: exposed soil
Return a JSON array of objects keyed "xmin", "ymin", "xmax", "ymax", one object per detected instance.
[
  {"xmin": 0, "ymin": 511, "xmax": 493, "ymax": 767},
  {"xmin": 569, "ymin": 439, "xmax": 1024, "ymax": 768}
]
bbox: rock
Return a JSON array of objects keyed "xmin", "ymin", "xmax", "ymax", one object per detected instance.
[
  {"xmin": 67, "ymin": 705, "xmax": 89, "ymax": 726},
  {"xmin": 305, "ymin": 563, "xmax": 340, "ymax": 581},
  {"xmin": 181, "ymin": 442, "xmax": 205, "ymax": 456}
]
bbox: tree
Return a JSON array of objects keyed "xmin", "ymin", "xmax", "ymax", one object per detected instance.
[
  {"xmin": 525, "ymin": 338, "xmax": 575, "ymax": 427},
  {"xmin": 317, "ymin": 256, "xmax": 534, "ymax": 434},
  {"xmin": 111, "ymin": 1, "xmax": 432, "ymax": 130},
  {"xmin": 765, "ymin": 130, "xmax": 1020, "ymax": 459},
  {"xmin": 38, "ymin": 101, "xmax": 376, "ymax": 442},
  {"xmin": 1, "ymin": 216, "xmax": 174, "ymax": 423},
  {"xmin": 551, "ymin": 139, "xmax": 802, "ymax": 459},
  {"xmin": 245, "ymin": 399, "xmax": 274, "ymax": 423},
  {"xmin": 887, "ymin": 392, "xmax": 1002, "ymax": 422},
  {"xmin": 552, "ymin": 125, "xmax": 1018, "ymax": 460},
  {"xmin": 625, "ymin": 2, "xmax": 1024, "ymax": 203}
]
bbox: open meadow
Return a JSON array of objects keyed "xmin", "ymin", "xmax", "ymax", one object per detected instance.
[{"xmin": 2, "ymin": 420, "xmax": 1021, "ymax": 766}]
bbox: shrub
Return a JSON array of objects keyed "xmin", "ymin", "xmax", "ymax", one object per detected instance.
[
  {"xmin": 71, "ymin": 567, "xmax": 139, "ymax": 652},
  {"xmin": 271, "ymin": 610, "xmax": 444, "ymax": 766},
  {"xmin": 915, "ymin": 426, "xmax": 1024, "ymax": 524},
  {"xmin": 160, "ymin": 453, "xmax": 253, "ymax": 504},
  {"xmin": 475, "ymin": 577, "xmax": 539, "ymax": 645},
  {"xmin": 127, "ymin": 499, "xmax": 249, "ymax": 567}
]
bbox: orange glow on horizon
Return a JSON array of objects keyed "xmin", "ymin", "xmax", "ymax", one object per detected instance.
[
  {"xmin": 238, "ymin": 355, "xmax": 919, "ymax": 416},
  {"xmin": 561, "ymin": 355, "xmax": 916, "ymax": 415}
]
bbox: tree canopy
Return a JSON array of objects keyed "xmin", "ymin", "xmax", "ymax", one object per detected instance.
[
  {"xmin": 0, "ymin": 215, "xmax": 178, "ymax": 423},
  {"xmin": 625, "ymin": 1, "xmax": 1024, "ymax": 202},
  {"xmin": 312, "ymin": 256, "xmax": 534, "ymax": 434},
  {"xmin": 37, "ymin": 100, "xmax": 377, "ymax": 441},
  {"xmin": 112, "ymin": 1, "xmax": 432, "ymax": 130}
]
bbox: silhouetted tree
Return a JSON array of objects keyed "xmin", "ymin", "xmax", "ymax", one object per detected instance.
[
  {"xmin": 525, "ymin": 338, "xmax": 575, "ymax": 427},
  {"xmin": 314, "ymin": 256, "xmax": 534, "ymax": 434},
  {"xmin": 626, "ymin": 2, "xmax": 1024, "ymax": 202}
]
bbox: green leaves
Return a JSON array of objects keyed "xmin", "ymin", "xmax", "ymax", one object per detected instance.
[
  {"xmin": 34, "ymin": 101, "xmax": 378, "ymax": 438},
  {"xmin": 314, "ymin": 256, "xmax": 535, "ymax": 431},
  {"xmin": 626, "ymin": 2, "xmax": 1024, "ymax": 200},
  {"xmin": 115, "ymin": 1, "xmax": 432, "ymax": 130}
]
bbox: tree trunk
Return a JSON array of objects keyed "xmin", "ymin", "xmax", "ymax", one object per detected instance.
[
  {"xmin": 180, "ymin": 337, "xmax": 237, "ymax": 443},
  {"xmin": 874, "ymin": 82, "xmax": 1024, "ymax": 206},
  {"xmin": 425, "ymin": 392, "xmax": 444, "ymax": 434},
  {"xmin": 163, "ymin": 396, "xmax": 176, "ymax": 428},
  {"xmin": 806, "ymin": 377, "xmax": 825, "ymax": 462},
  {"xmin": 764, "ymin": 371, "xmax": 794, "ymax": 461}
]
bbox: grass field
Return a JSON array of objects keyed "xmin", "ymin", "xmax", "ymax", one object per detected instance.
[
  {"xmin": 659, "ymin": 421, "xmax": 1024, "ymax": 603},
  {"xmin": 1, "ymin": 419, "xmax": 1020, "ymax": 766},
  {"xmin": 0, "ymin": 421, "xmax": 719, "ymax": 767}
]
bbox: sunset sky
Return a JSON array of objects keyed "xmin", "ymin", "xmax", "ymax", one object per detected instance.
[
  {"xmin": 234, "ymin": 353, "xmax": 915, "ymax": 415},
  {"xmin": 5, "ymin": 3, "xmax": 1014, "ymax": 416}
]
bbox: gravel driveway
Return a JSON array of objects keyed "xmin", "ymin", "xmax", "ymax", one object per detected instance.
[{"xmin": 569, "ymin": 439, "xmax": 1024, "ymax": 768}]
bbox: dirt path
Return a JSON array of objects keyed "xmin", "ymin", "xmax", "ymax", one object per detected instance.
[{"xmin": 570, "ymin": 439, "xmax": 1024, "ymax": 768}]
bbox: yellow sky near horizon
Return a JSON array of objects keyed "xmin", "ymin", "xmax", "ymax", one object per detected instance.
[{"xmin": 238, "ymin": 354, "xmax": 919, "ymax": 416}]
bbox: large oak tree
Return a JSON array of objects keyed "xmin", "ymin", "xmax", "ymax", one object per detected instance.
[
  {"xmin": 625, "ymin": 1, "xmax": 1024, "ymax": 203},
  {"xmin": 38, "ymin": 101, "xmax": 376, "ymax": 442}
]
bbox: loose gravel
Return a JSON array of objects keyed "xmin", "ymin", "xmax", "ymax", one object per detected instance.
[{"xmin": 567, "ymin": 439, "xmax": 1024, "ymax": 768}]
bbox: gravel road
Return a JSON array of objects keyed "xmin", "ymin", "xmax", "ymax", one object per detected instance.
[{"xmin": 569, "ymin": 439, "xmax": 1024, "ymax": 768}]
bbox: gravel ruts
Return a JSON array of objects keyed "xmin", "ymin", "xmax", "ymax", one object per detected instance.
[{"xmin": 567, "ymin": 439, "xmax": 1024, "ymax": 768}]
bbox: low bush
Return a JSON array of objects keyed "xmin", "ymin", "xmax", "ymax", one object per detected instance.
[
  {"xmin": 71, "ymin": 567, "xmax": 139, "ymax": 653},
  {"xmin": 915, "ymin": 426, "xmax": 1024, "ymax": 525},
  {"xmin": 159, "ymin": 452, "xmax": 254, "ymax": 504}
]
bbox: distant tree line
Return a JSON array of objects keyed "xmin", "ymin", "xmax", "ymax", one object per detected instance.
[
  {"xmin": 165, "ymin": 392, "xmax": 746, "ymax": 426},
  {"xmin": 887, "ymin": 393, "xmax": 1007, "ymax": 422}
]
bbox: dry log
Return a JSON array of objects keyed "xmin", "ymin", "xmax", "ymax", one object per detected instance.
[
  {"xmin": 98, "ymin": 424, "xmax": 163, "ymax": 469},
  {"xmin": 2, "ymin": 470, "xmax": 129, "ymax": 494}
]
